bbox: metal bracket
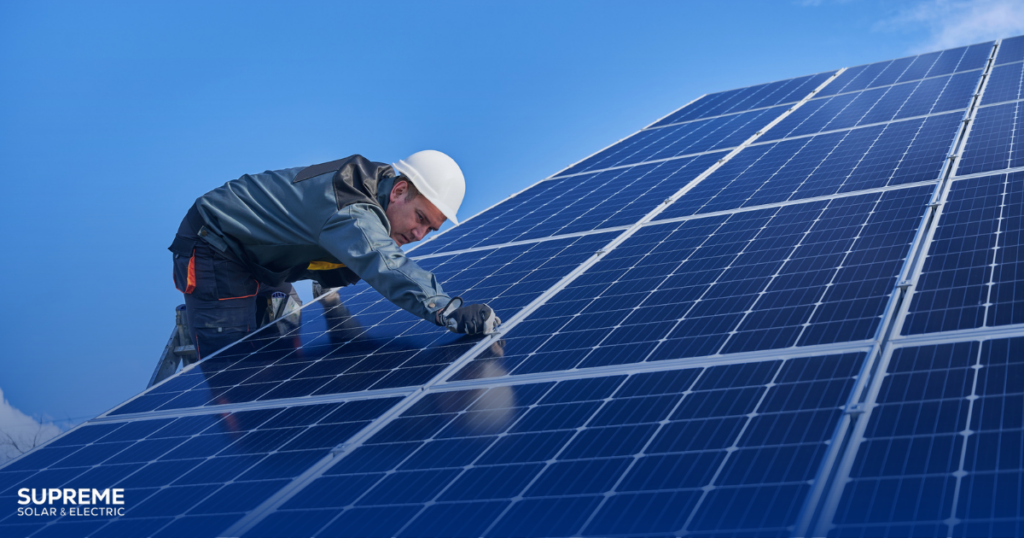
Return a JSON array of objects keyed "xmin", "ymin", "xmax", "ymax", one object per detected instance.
[{"xmin": 844, "ymin": 402, "xmax": 867, "ymax": 415}]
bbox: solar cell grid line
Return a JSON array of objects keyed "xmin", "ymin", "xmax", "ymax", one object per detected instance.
[
  {"xmin": 102, "ymin": 232, "xmax": 617, "ymax": 417},
  {"xmin": 658, "ymin": 110, "xmax": 962, "ymax": 221},
  {"xmin": 237, "ymin": 352, "xmax": 866, "ymax": 538},
  {"xmin": 763, "ymin": 70, "xmax": 982, "ymax": 143},
  {"xmin": 552, "ymin": 105, "xmax": 788, "ymax": 177},
  {"xmin": 413, "ymin": 152, "xmax": 727, "ymax": 256},
  {"xmin": 0, "ymin": 397, "xmax": 402, "ymax": 538},
  {"xmin": 449, "ymin": 186, "xmax": 933, "ymax": 381}
]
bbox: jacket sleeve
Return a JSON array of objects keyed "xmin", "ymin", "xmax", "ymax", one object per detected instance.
[{"xmin": 318, "ymin": 203, "xmax": 450, "ymax": 323}]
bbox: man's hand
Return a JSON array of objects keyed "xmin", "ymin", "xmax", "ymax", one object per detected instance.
[{"xmin": 436, "ymin": 297, "xmax": 501, "ymax": 335}]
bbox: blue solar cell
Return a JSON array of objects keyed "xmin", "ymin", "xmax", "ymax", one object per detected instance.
[
  {"xmin": 243, "ymin": 353, "xmax": 863, "ymax": 538},
  {"xmin": 556, "ymin": 105, "xmax": 784, "ymax": 176},
  {"xmin": 829, "ymin": 337, "xmax": 1024, "ymax": 537},
  {"xmin": 110, "ymin": 234, "xmax": 614, "ymax": 415},
  {"xmin": 0, "ymin": 398, "xmax": 398, "ymax": 538},
  {"xmin": 958, "ymin": 102, "xmax": 1024, "ymax": 175},
  {"xmin": 662, "ymin": 113, "xmax": 958, "ymax": 220},
  {"xmin": 414, "ymin": 153, "xmax": 723, "ymax": 256},
  {"xmin": 996, "ymin": 35, "xmax": 1024, "ymax": 65},
  {"xmin": 905, "ymin": 172, "xmax": 1024, "ymax": 333},
  {"xmin": 981, "ymin": 62, "xmax": 1024, "ymax": 105},
  {"xmin": 650, "ymin": 72, "xmax": 835, "ymax": 127},
  {"xmin": 450, "ymin": 187, "xmax": 929, "ymax": 379}
]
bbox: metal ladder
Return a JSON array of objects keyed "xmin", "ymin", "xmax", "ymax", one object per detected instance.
[
  {"xmin": 148, "ymin": 305, "xmax": 197, "ymax": 388},
  {"xmin": 148, "ymin": 291, "xmax": 303, "ymax": 388}
]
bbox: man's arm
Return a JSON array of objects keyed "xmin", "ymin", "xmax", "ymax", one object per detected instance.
[{"xmin": 318, "ymin": 203, "xmax": 449, "ymax": 322}]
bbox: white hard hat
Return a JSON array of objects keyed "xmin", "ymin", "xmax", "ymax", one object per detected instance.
[{"xmin": 392, "ymin": 150, "xmax": 466, "ymax": 225}]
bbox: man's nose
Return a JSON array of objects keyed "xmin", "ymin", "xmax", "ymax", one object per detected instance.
[{"xmin": 413, "ymin": 226, "xmax": 427, "ymax": 241}]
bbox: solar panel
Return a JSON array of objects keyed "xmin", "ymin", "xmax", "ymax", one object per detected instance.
[
  {"xmin": 824, "ymin": 337, "xmax": 1024, "ymax": 538},
  {"xmin": 5, "ymin": 36, "xmax": 1024, "ymax": 538},
  {"xmin": 817, "ymin": 44, "xmax": 990, "ymax": 97},
  {"xmin": 243, "ymin": 352, "xmax": 865, "ymax": 538},
  {"xmin": 980, "ymin": 61, "xmax": 1023, "ymax": 105},
  {"xmin": 959, "ymin": 101, "xmax": 1024, "ymax": 175},
  {"xmin": 0, "ymin": 397, "xmax": 402, "ymax": 538},
  {"xmin": 649, "ymin": 72, "xmax": 837, "ymax": 128},
  {"xmin": 995, "ymin": 35, "xmax": 1024, "ymax": 65},
  {"xmin": 556, "ymin": 105, "xmax": 787, "ymax": 176},
  {"xmin": 450, "ymin": 186, "xmax": 930, "ymax": 379},
  {"xmin": 902, "ymin": 172, "xmax": 1024, "ymax": 333},
  {"xmin": 764, "ymin": 72, "xmax": 980, "ymax": 142},
  {"xmin": 660, "ymin": 113, "xmax": 963, "ymax": 219}
]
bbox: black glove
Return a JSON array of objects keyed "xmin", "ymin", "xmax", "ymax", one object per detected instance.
[{"xmin": 435, "ymin": 297, "xmax": 502, "ymax": 335}]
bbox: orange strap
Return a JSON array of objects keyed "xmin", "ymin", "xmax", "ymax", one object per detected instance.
[
  {"xmin": 219, "ymin": 282, "xmax": 259, "ymax": 301},
  {"xmin": 308, "ymin": 260, "xmax": 346, "ymax": 271},
  {"xmin": 185, "ymin": 250, "xmax": 196, "ymax": 294}
]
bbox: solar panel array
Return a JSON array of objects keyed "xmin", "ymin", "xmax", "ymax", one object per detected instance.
[{"xmin": 3, "ymin": 37, "xmax": 1023, "ymax": 538}]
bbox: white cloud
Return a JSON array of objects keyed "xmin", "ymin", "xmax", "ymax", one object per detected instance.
[
  {"xmin": 880, "ymin": 0, "xmax": 1024, "ymax": 52},
  {"xmin": 0, "ymin": 388, "xmax": 62, "ymax": 464}
]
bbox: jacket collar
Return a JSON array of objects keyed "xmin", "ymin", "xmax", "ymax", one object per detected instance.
[{"xmin": 376, "ymin": 170, "xmax": 395, "ymax": 210}]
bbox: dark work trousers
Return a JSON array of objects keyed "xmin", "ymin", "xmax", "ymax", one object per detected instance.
[{"xmin": 170, "ymin": 217, "xmax": 299, "ymax": 360}]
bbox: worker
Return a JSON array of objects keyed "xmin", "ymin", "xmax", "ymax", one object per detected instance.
[{"xmin": 169, "ymin": 150, "xmax": 501, "ymax": 360}]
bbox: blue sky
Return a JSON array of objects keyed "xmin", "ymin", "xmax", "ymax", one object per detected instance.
[{"xmin": 2, "ymin": 0, "xmax": 1023, "ymax": 433}]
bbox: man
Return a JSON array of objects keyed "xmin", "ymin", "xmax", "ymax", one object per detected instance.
[{"xmin": 170, "ymin": 150, "xmax": 500, "ymax": 359}]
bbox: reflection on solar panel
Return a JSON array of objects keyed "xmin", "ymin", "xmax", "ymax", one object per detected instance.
[{"xmin": 4, "ymin": 37, "xmax": 1024, "ymax": 538}]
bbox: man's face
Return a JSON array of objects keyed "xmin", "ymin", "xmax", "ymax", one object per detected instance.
[{"xmin": 385, "ymin": 179, "xmax": 446, "ymax": 246}]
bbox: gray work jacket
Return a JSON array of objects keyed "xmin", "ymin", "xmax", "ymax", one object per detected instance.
[{"xmin": 186, "ymin": 154, "xmax": 449, "ymax": 323}]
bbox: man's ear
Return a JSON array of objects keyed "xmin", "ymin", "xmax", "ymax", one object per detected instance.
[{"xmin": 390, "ymin": 179, "xmax": 408, "ymax": 204}]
